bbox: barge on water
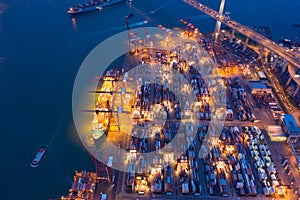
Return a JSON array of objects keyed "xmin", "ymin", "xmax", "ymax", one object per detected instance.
[
  {"xmin": 67, "ymin": 0, "xmax": 126, "ymax": 16},
  {"xmin": 30, "ymin": 146, "xmax": 48, "ymax": 168}
]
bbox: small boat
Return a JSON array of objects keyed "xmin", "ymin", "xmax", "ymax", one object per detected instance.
[
  {"xmin": 30, "ymin": 147, "xmax": 48, "ymax": 168},
  {"xmin": 292, "ymin": 24, "xmax": 300, "ymax": 28}
]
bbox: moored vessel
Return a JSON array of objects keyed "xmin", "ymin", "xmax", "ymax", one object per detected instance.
[
  {"xmin": 67, "ymin": 0, "xmax": 126, "ymax": 16},
  {"xmin": 92, "ymin": 110, "xmax": 109, "ymax": 140}
]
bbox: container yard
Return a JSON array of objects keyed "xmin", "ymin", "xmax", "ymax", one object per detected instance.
[
  {"xmin": 57, "ymin": 10, "xmax": 300, "ymax": 199},
  {"xmin": 60, "ymin": 171, "xmax": 97, "ymax": 200}
]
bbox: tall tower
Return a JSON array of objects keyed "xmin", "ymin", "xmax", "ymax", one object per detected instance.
[{"xmin": 214, "ymin": 0, "xmax": 226, "ymax": 39}]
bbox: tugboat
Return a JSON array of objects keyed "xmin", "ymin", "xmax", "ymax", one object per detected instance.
[
  {"xmin": 67, "ymin": 0, "xmax": 126, "ymax": 16},
  {"xmin": 30, "ymin": 147, "xmax": 48, "ymax": 168}
]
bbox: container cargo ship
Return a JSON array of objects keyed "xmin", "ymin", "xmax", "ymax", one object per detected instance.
[
  {"xmin": 30, "ymin": 146, "xmax": 48, "ymax": 168},
  {"xmin": 67, "ymin": 0, "xmax": 125, "ymax": 16},
  {"xmin": 92, "ymin": 109, "xmax": 109, "ymax": 140}
]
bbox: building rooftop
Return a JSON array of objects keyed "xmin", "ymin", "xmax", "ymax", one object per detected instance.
[
  {"xmin": 249, "ymin": 81, "xmax": 268, "ymax": 89},
  {"xmin": 283, "ymin": 114, "xmax": 300, "ymax": 134}
]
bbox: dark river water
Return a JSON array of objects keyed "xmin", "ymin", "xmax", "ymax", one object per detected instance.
[{"xmin": 0, "ymin": 0, "xmax": 299, "ymax": 199}]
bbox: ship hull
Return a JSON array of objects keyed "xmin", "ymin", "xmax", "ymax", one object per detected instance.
[
  {"xmin": 92, "ymin": 130, "xmax": 106, "ymax": 140},
  {"xmin": 68, "ymin": 0, "xmax": 125, "ymax": 16},
  {"xmin": 68, "ymin": 7, "xmax": 98, "ymax": 16},
  {"xmin": 30, "ymin": 147, "xmax": 48, "ymax": 168}
]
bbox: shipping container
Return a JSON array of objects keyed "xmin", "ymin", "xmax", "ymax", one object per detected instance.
[{"xmin": 236, "ymin": 181, "xmax": 244, "ymax": 189}]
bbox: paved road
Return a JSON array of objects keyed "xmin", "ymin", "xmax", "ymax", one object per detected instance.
[{"xmin": 183, "ymin": 0, "xmax": 300, "ymax": 71}]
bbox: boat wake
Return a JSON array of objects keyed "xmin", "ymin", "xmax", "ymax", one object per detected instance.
[
  {"xmin": 86, "ymin": 20, "xmax": 149, "ymax": 36},
  {"xmin": 128, "ymin": 3, "xmax": 152, "ymax": 22},
  {"xmin": 188, "ymin": 14, "xmax": 210, "ymax": 21},
  {"xmin": 150, "ymin": 2, "xmax": 169, "ymax": 14},
  {"xmin": 46, "ymin": 110, "xmax": 66, "ymax": 147},
  {"xmin": 129, "ymin": 20, "xmax": 149, "ymax": 28}
]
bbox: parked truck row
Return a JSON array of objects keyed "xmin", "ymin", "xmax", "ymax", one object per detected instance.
[
  {"xmin": 226, "ymin": 77, "xmax": 256, "ymax": 121},
  {"xmin": 243, "ymin": 126, "xmax": 280, "ymax": 196},
  {"xmin": 218, "ymin": 126, "xmax": 258, "ymax": 197}
]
